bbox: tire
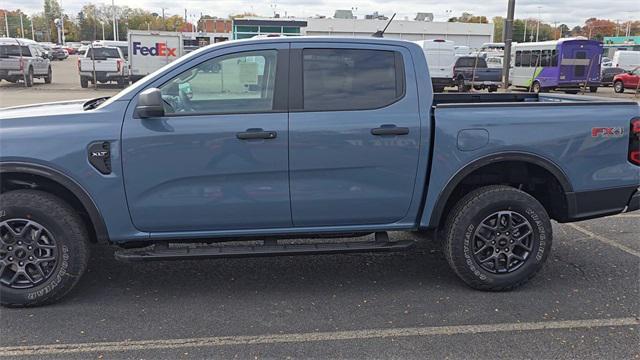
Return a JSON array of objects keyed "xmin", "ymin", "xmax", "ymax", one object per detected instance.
[
  {"xmin": 613, "ymin": 81, "xmax": 624, "ymax": 93},
  {"xmin": 488, "ymin": 87, "xmax": 498, "ymax": 93},
  {"xmin": 531, "ymin": 81, "xmax": 541, "ymax": 94},
  {"xmin": 0, "ymin": 190, "xmax": 89, "ymax": 307},
  {"xmin": 80, "ymin": 77, "xmax": 88, "ymax": 88},
  {"xmin": 25, "ymin": 67, "xmax": 33, "ymax": 87},
  {"xmin": 589, "ymin": 86, "xmax": 598, "ymax": 93},
  {"xmin": 443, "ymin": 185, "xmax": 552, "ymax": 291},
  {"xmin": 564, "ymin": 90, "xmax": 579, "ymax": 94},
  {"xmin": 117, "ymin": 78, "xmax": 128, "ymax": 88},
  {"xmin": 44, "ymin": 67, "xmax": 52, "ymax": 84},
  {"xmin": 457, "ymin": 77, "xmax": 470, "ymax": 92}
]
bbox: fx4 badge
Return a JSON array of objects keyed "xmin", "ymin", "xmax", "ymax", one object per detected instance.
[{"xmin": 591, "ymin": 127, "xmax": 624, "ymax": 137}]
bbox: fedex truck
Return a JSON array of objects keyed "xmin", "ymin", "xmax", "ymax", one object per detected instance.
[{"xmin": 128, "ymin": 30, "xmax": 183, "ymax": 82}]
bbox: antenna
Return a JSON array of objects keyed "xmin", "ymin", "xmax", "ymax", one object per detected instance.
[{"xmin": 372, "ymin": 13, "xmax": 396, "ymax": 38}]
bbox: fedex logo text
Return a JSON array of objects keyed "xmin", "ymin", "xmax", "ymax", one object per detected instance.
[{"xmin": 132, "ymin": 42, "xmax": 177, "ymax": 57}]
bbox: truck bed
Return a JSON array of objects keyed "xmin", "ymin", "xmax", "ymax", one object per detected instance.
[{"xmin": 432, "ymin": 92, "xmax": 638, "ymax": 107}]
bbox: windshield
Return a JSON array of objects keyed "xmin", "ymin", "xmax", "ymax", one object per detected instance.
[
  {"xmin": 0, "ymin": 45, "xmax": 30, "ymax": 58},
  {"xmin": 86, "ymin": 47, "xmax": 121, "ymax": 60}
]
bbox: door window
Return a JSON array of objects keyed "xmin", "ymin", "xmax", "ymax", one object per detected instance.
[
  {"xmin": 301, "ymin": 49, "xmax": 403, "ymax": 112},
  {"xmin": 575, "ymin": 51, "xmax": 586, "ymax": 77},
  {"xmin": 159, "ymin": 50, "xmax": 278, "ymax": 115}
]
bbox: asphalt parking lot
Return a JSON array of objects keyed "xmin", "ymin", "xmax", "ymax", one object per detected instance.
[{"xmin": 0, "ymin": 56, "xmax": 639, "ymax": 359}]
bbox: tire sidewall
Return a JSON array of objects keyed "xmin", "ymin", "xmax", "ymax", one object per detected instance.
[
  {"xmin": 447, "ymin": 188, "xmax": 552, "ymax": 289},
  {"xmin": 0, "ymin": 193, "xmax": 86, "ymax": 306},
  {"xmin": 614, "ymin": 81, "xmax": 623, "ymax": 93}
]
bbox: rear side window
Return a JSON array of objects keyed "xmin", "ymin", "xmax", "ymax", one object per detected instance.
[
  {"xmin": 86, "ymin": 47, "xmax": 121, "ymax": 59},
  {"xmin": 302, "ymin": 49, "xmax": 404, "ymax": 112},
  {"xmin": 0, "ymin": 45, "xmax": 30, "ymax": 57}
]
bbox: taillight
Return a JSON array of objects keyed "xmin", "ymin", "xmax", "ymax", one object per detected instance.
[
  {"xmin": 19, "ymin": 59, "xmax": 24, "ymax": 71},
  {"xmin": 116, "ymin": 59, "xmax": 122, "ymax": 73},
  {"xmin": 77, "ymin": 58, "xmax": 81, "ymax": 72},
  {"xmin": 630, "ymin": 118, "xmax": 640, "ymax": 166}
]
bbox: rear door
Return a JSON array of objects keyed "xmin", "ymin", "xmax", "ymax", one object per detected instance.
[{"xmin": 288, "ymin": 43, "xmax": 421, "ymax": 226}]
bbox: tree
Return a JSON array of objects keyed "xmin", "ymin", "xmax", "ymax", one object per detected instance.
[
  {"xmin": 558, "ymin": 24, "xmax": 570, "ymax": 38},
  {"xmin": 0, "ymin": 9, "xmax": 33, "ymax": 39},
  {"xmin": 492, "ymin": 16, "xmax": 504, "ymax": 42},
  {"xmin": 583, "ymin": 18, "xmax": 616, "ymax": 40}
]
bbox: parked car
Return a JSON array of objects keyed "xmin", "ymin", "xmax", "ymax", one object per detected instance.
[
  {"xmin": 601, "ymin": 56, "xmax": 613, "ymax": 68},
  {"xmin": 1, "ymin": 37, "xmax": 639, "ymax": 307},
  {"xmin": 0, "ymin": 38, "xmax": 52, "ymax": 86},
  {"xmin": 453, "ymin": 56, "xmax": 502, "ymax": 92},
  {"xmin": 601, "ymin": 67, "xmax": 625, "ymax": 86},
  {"xmin": 40, "ymin": 45, "xmax": 67, "ymax": 60},
  {"xmin": 613, "ymin": 67, "xmax": 640, "ymax": 93},
  {"xmin": 78, "ymin": 46, "xmax": 128, "ymax": 87},
  {"xmin": 77, "ymin": 44, "xmax": 89, "ymax": 55}
]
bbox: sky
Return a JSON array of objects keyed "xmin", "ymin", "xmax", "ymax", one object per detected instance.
[{"xmin": 10, "ymin": 0, "xmax": 640, "ymax": 27}]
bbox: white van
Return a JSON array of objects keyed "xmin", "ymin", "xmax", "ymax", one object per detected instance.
[
  {"xmin": 413, "ymin": 39, "xmax": 456, "ymax": 92},
  {"xmin": 612, "ymin": 50, "xmax": 640, "ymax": 71}
]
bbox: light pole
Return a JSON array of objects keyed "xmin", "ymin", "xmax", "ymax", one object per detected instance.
[
  {"xmin": 535, "ymin": 6, "xmax": 541, "ymax": 42},
  {"xmin": 112, "ymin": 0, "xmax": 117, "ymax": 41},
  {"xmin": 351, "ymin": 7, "xmax": 357, "ymax": 36},
  {"xmin": 523, "ymin": 19, "xmax": 527, "ymax": 42},
  {"xmin": 101, "ymin": 21, "xmax": 105, "ymax": 40},
  {"xmin": 31, "ymin": 19, "xmax": 35, "ymax": 40},
  {"xmin": 20, "ymin": 12, "xmax": 24, "ymax": 38},
  {"xmin": 445, "ymin": 10, "xmax": 452, "ymax": 39},
  {"xmin": 3, "ymin": 10, "xmax": 8, "ymax": 37}
]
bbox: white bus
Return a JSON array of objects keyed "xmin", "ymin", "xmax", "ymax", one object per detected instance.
[{"xmin": 510, "ymin": 38, "xmax": 602, "ymax": 93}]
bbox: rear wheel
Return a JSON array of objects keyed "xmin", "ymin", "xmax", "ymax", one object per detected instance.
[
  {"xmin": 589, "ymin": 86, "xmax": 598, "ymax": 93},
  {"xmin": 25, "ymin": 67, "xmax": 33, "ymax": 87},
  {"xmin": 44, "ymin": 67, "xmax": 52, "ymax": 84},
  {"xmin": 0, "ymin": 190, "xmax": 90, "ymax": 307},
  {"xmin": 613, "ymin": 81, "xmax": 625, "ymax": 93},
  {"xmin": 443, "ymin": 185, "xmax": 552, "ymax": 291},
  {"xmin": 80, "ymin": 77, "xmax": 88, "ymax": 88},
  {"xmin": 564, "ymin": 90, "xmax": 579, "ymax": 94}
]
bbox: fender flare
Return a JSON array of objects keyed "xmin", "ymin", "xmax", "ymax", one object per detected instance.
[
  {"xmin": 0, "ymin": 162, "xmax": 110, "ymax": 243},
  {"xmin": 426, "ymin": 152, "xmax": 574, "ymax": 228}
]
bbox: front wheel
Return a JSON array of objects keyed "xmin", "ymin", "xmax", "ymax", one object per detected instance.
[
  {"xmin": 613, "ymin": 81, "xmax": 625, "ymax": 93},
  {"xmin": 44, "ymin": 67, "xmax": 52, "ymax": 84},
  {"xmin": 0, "ymin": 190, "xmax": 89, "ymax": 307},
  {"xmin": 589, "ymin": 86, "xmax": 598, "ymax": 93},
  {"xmin": 443, "ymin": 185, "xmax": 552, "ymax": 291}
]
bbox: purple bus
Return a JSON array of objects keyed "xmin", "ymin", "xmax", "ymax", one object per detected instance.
[{"xmin": 510, "ymin": 38, "xmax": 603, "ymax": 93}]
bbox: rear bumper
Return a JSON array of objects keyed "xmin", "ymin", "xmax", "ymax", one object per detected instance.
[
  {"xmin": 0, "ymin": 69, "xmax": 24, "ymax": 77},
  {"xmin": 556, "ymin": 82, "xmax": 601, "ymax": 89},
  {"xmin": 80, "ymin": 71, "xmax": 126, "ymax": 81},
  {"xmin": 565, "ymin": 185, "xmax": 640, "ymax": 221},
  {"xmin": 431, "ymin": 77, "xmax": 455, "ymax": 88}
]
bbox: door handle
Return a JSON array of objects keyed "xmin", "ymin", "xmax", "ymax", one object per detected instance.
[
  {"xmin": 236, "ymin": 128, "xmax": 277, "ymax": 140},
  {"xmin": 371, "ymin": 124, "xmax": 410, "ymax": 136}
]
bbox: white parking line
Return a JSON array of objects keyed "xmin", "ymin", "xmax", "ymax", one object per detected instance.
[
  {"xmin": 613, "ymin": 214, "xmax": 640, "ymax": 218},
  {"xmin": 0, "ymin": 317, "xmax": 637, "ymax": 357},
  {"xmin": 566, "ymin": 223, "xmax": 640, "ymax": 258}
]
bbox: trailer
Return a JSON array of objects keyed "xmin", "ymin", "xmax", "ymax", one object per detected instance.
[{"xmin": 128, "ymin": 30, "xmax": 183, "ymax": 82}]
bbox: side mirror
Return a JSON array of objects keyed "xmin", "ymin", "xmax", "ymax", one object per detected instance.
[{"xmin": 136, "ymin": 88, "xmax": 165, "ymax": 119}]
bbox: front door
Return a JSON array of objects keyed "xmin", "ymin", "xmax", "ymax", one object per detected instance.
[
  {"xmin": 288, "ymin": 44, "xmax": 422, "ymax": 227},
  {"xmin": 122, "ymin": 44, "xmax": 291, "ymax": 232}
]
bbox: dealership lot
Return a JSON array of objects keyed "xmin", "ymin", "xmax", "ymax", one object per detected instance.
[{"xmin": 1, "ymin": 55, "xmax": 639, "ymax": 359}]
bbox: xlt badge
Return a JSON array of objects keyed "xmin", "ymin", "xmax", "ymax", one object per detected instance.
[{"xmin": 88, "ymin": 141, "xmax": 112, "ymax": 174}]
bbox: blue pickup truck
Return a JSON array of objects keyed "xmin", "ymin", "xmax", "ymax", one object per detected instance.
[{"xmin": 1, "ymin": 37, "xmax": 639, "ymax": 307}]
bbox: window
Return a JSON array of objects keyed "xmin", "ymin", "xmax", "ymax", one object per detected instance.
[
  {"xmin": 86, "ymin": 47, "xmax": 121, "ymax": 59},
  {"xmin": 530, "ymin": 50, "xmax": 541, "ymax": 67},
  {"xmin": 521, "ymin": 51, "xmax": 532, "ymax": 67},
  {"xmin": 302, "ymin": 49, "xmax": 403, "ymax": 112},
  {"xmin": 0, "ymin": 45, "xmax": 30, "ymax": 57},
  {"xmin": 575, "ymin": 51, "xmax": 586, "ymax": 77},
  {"xmin": 160, "ymin": 50, "xmax": 278, "ymax": 115},
  {"xmin": 456, "ymin": 57, "xmax": 484, "ymax": 68},
  {"xmin": 259, "ymin": 26, "xmax": 281, "ymax": 33},
  {"xmin": 540, "ymin": 50, "xmax": 550, "ymax": 67},
  {"xmin": 515, "ymin": 51, "xmax": 521, "ymax": 67},
  {"xmin": 550, "ymin": 49, "xmax": 558, "ymax": 67}
]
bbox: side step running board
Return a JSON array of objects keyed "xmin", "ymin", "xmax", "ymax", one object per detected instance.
[{"xmin": 115, "ymin": 232, "xmax": 415, "ymax": 262}]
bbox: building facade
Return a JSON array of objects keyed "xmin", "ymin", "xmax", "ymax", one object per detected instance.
[
  {"xmin": 232, "ymin": 18, "xmax": 308, "ymax": 39},
  {"xmin": 303, "ymin": 18, "xmax": 494, "ymax": 49}
]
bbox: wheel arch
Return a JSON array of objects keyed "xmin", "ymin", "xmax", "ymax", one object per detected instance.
[
  {"xmin": 0, "ymin": 162, "xmax": 109, "ymax": 243},
  {"xmin": 426, "ymin": 152, "xmax": 574, "ymax": 229}
]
